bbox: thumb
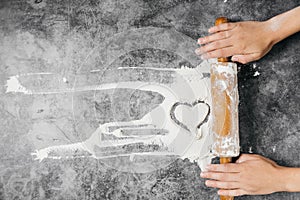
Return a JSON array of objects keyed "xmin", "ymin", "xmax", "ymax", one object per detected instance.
[
  {"xmin": 232, "ymin": 54, "xmax": 258, "ymax": 64},
  {"xmin": 236, "ymin": 154, "xmax": 259, "ymax": 163}
]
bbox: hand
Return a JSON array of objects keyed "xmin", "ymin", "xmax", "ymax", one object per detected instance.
[
  {"xmin": 195, "ymin": 21, "xmax": 275, "ymax": 64},
  {"xmin": 200, "ymin": 154, "xmax": 286, "ymax": 196}
]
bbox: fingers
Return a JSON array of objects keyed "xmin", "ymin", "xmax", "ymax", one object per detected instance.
[
  {"xmin": 197, "ymin": 46, "xmax": 235, "ymax": 59},
  {"xmin": 260, "ymin": 156, "xmax": 278, "ymax": 166},
  {"xmin": 197, "ymin": 31, "xmax": 230, "ymax": 45},
  {"xmin": 208, "ymin": 23, "xmax": 236, "ymax": 33},
  {"xmin": 201, "ymin": 171, "xmax": 240, "ymax": 181},
  {"xmin": 239, "ymin": 153, "xmax": 278, "ymax": 166},
  {"xmin": 205, "ymin": 163, "xmax": 241, "ymax": 172},
  {"xmin": 196, "ymin": 46, "xmax": 259, "ymax": 63},
  {"xmin": 236, "ymin": 153, "xmax": 263, "ymax": 163},
  {"xmin": 236, "ymin": 154, "xmax": 257, "ymax": 163},
  {"xmin": 205, "ymin": 180, "xmax": 239, "ymax": 189},
  {"xmin": 232, "ymin": 53, "xmax": 260, "ymax": 64},
  {"xmin": 196, "ymin": 23, "xmax": 237, "ymax": 59},
  {"xmin": 218, "ymin": 189, "xmax": 246, "ymax": 197},
  {"xmin": 197, "ymin": 38, "xmax": 232, "ymax": 54}
]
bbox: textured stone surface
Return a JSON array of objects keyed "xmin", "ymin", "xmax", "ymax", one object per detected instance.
[{"xmin": 0, "ymin": 0, "xmax": 300, "ymax": 199}]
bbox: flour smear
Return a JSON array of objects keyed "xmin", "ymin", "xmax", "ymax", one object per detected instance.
[{"xmin": 8, "ymin": 60, "xmax": 218, "ymax": 172}]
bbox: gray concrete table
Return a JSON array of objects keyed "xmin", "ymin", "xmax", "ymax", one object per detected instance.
[{"xmin": 0, "ymin": 0, "xmax": 299, "ymax": 199}]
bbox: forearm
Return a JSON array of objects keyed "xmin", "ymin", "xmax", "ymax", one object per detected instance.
[
  {"xmin": 266, "ymin": 6, "xmax": 300, "ymax": 45},
  {"xmin": 278, "ymin": 167, "xmax": 300, "ymax": 192}
]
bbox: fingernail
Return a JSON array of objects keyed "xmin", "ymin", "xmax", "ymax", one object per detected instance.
[
  {"xmin": 208, "ymin": 27, "xmax": 214, "ymax": 33},
  {"xmin": 200, "ymin": 172, "xmax": 208, "ymax": 177},
  {"xmin": 205, "ymin": 180, "xmax": 210, "ymax": 186},
  {"xmin": 198, "ymin": 38, "xmax": 205, "ymax": 44},
  {"xmin": 195, "ymin": 49, "xmax": 203, "ymax": 55},
  {"xmin": 201, "ymin": 54, "xmax": 208, "ymax": 60}
]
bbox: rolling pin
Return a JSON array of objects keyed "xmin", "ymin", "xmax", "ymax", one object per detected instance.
[{"xmin": 210, "ymin": 17, "xmax": 240, "ymax": 200}]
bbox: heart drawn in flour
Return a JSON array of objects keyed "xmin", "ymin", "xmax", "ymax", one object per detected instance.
[{"xmin": 170, "ymin": 100, "xmax": 210, "ymax": 133}]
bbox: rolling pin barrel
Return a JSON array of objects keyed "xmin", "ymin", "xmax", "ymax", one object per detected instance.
[{"xmin": 210, "ymin": 17, "xmax": 240, "ymax": 200}]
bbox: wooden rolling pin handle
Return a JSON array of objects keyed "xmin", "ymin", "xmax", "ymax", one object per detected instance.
[
  {"xmin": 215, "ymin": 17, "xmax": 229, "ymax": 63},
  {"xmin": 220, "ymin": 157, "xmax": 234, "ymax": 200},
  {"xmin": 220, "ymin": 157, "xmax": 232, "ymax": 164}
]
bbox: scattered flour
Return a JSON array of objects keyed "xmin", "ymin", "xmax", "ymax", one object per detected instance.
[{"xmin": 253, "ymin": 71, "xmax": 260, "ymax": 77}]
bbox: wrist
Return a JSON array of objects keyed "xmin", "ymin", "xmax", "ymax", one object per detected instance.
[
  {"xmin": 276, "ymin": 166, "xmax": 300, "ymax": 192},
  {"xmin": 264, "ymin": 18, "xmax": 282, "ymax": 46},
  {"xmin": 275, "ymin": 166, "xmax": 290, "ymax": 192},
  {"xmin": 264, "ymin": 6, "xmax": 300, "ymax": 46}
]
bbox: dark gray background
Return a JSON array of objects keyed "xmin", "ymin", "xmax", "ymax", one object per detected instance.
[{"xmin": 0, "ymin": 0, "xmax": 299, "ymax": 199}]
